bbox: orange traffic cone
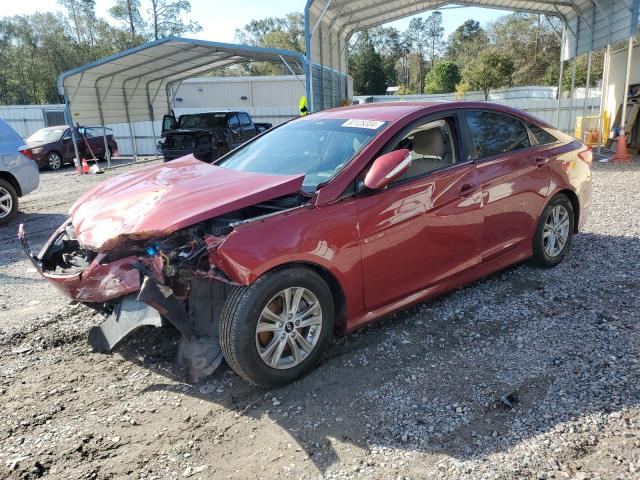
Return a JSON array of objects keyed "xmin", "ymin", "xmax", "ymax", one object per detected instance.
[
  {"xmin": 610, "ymin": 133, "xmax": 632, "ymax": 163},
  {"xmin": 81, "ymin": 158, "xmax": 90, "ymax": 174}
]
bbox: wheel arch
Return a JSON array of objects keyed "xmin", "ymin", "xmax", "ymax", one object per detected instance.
[
  {"xmin": 555, "ymin": 188, "xmax": 580, "ymax": 233},
  {"xmin": 0, "ymin": 171, "xmax": 22, "ymax": 197}
]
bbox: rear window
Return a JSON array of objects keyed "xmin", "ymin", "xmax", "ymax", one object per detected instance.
[
  {"xmin": 527, "ymin": 122, "xmax": 558, "ymax": 145},
  {"xmin": 27, "ymin": 128, "xmax": 66, "ymax": 143},
  {"xmin": 465, "ymin": 111, "xmax": 530, "ymax": 159}
]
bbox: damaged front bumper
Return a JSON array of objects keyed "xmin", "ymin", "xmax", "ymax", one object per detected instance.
[
  {"xmin": 18, "ymin": 221, "xmax": 227, "ymax": 382},
  {"xmin": 18, "ymin": 221, "xmax": 141, "ymax": 303}
]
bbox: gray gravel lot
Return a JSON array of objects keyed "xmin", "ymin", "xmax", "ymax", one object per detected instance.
[{"xmin": 0, "ymin": 160, "xmax": 639, "ymax": 480}]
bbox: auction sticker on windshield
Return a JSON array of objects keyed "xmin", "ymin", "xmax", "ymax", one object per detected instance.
[{"xmin": 341, "ymin": 119, "xmax": 385, "ymax": 129}]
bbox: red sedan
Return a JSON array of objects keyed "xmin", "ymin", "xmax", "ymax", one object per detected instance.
[{"xmin": 19, "ymin": 102, "xmax": 592, "ymax": 387}]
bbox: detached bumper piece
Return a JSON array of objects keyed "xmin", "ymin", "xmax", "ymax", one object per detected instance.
[
  {"xmin": 90, "ymin": 276, "xmax": 225, "ymax": 383},
  {"xmin": 88, "ymin": 293, "xmax": 163, "ymax": 352}
]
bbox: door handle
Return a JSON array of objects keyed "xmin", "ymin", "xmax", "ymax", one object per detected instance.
[
  {"xmin": 459, "ymin": 183, "xmax": 479, "ymax": 197},
  {"xmin": 534, "ymin": 156, "xmax": 550, "ymax": 166}
]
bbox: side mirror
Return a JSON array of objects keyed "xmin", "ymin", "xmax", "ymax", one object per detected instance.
[
  {"xmin": 364, "ymin": 149, "xmax": 412, "ymax": 190},
  {"xmin": 162, "ymin": 114, "xmax": 177, "ymax": 133}
]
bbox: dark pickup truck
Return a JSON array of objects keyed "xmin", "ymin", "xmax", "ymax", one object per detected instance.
[{"xmin": 159, "ymin": 111, "xmax": 272, "ymax": 163}]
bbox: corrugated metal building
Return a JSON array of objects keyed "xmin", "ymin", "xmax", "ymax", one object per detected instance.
[{"xmin": 0, "ymin": 105, "xmax": 66, "ymax": 139}]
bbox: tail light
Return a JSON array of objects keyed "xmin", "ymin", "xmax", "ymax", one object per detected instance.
[
  {"xmin": 578, "ymin": 148, "xmax": 593, "ymax": 166},
  {"xmin": 18, "ymin": 147, "xmax": 33, "ymax": 159}
]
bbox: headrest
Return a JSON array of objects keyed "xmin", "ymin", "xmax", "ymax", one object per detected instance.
[{"xmin": 413, "ymin": 128, "xmax": 446, "ymax": 157}]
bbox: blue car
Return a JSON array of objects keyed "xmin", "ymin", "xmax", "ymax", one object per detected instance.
[{"xmin": 0, "ymin": 118, "xmax": 39, "ymax": 225}]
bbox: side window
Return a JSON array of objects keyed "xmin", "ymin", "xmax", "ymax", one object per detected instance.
[
  {"xmin": 85, "ymin": 128, "xmax": 101, "ymax": 138},
  {"xmin": 61, "ymin": 130, "xmax": 71, "ymax": 141},
  {"xmin": 526, "ymin": 122, "xmax": 558, "ymax": 145},
  {"xmin": 238, "ymin": 113, "xmax": 252, "ymax": 127},
  {"xmin": 465, "ymin": 111, "xmax": 530, "ymax": 159},
  {"xmin": 228, "ymin": 114, "xmax": 239, "ymax": 128},
  {"xmin": 391, "ymin": 117, "xmax": 459, "ymax": 182}
]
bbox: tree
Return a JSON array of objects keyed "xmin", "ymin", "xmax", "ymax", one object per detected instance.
[
  {"xmin": 424, "ymin": 11, "xmax": 444, "ymax": 68},
  {"xmin": 148, "ymin": 0, "xmax": 201, "ymax": 40},
  {"xmin": 368, "ymin": 26, "xmax": 403, "ymax": 87},
  {"xmin": 462, "ymin": 49, "xmax": 515, "ymax": 99},
  {"xmin": 402, "ymin": 12, "xmax": 443, "ymax": 94},
  {"xmin": 424, "ymin": 61, "xmax": 460, "ymax": 93},
  {"xmin": 446, "ymin": 20, "xmax": 488, "ymax": 70},
  {"xmin": 234, "ymin": 13, "xmax": 305, "ymax": 75},
  {"xmin": 349, "ymin": 31, "xmax": 386, "ymax": 95},
  {"xmin": 488, "ymin": 13, "xmax": 560, "ymax": 86},
  {"xmin": 109, "ymin": 0, "xmax": 145, "ymax": 43}
]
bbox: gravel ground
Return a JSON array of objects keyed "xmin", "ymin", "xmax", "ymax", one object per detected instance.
[{"xmin": 0, "ymin": 160, "xmax": 639, "ymax": 480}]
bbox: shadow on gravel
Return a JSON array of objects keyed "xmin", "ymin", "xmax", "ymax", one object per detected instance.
[{"xmin": 79, "ymin": 231, "xmax": 640, "ymax": 472}]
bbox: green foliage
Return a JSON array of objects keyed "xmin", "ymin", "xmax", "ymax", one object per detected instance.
[
  {"xmin": 148, "ymin": 0, "xmax": 201, "ymax": 40},
  {"xmin": 424, "ymin": 61, "xmax": 460, "ymax": 94},
  {"xmin": 462, "ymin": 49, "xmax": 515, "ymax": 99},
  {"xmin": 109, "ymin": 0, "xmax": 145, "ymax": 40},
  {"xmin": 234, "ymin": 13, "xmax": 305, "ymax": 75},
  {"xmin": 350, "ymin": 32, "xmax": 386, "ymax": 96},
  {"xmin": 445, "ymin": 20, "xmax": 488, "ymax": 71},
  {"xmin": 0, "ymin": 0, "xmax": 200, "ymax": 105},
  {"xmin": 487, "ymin": 13, "xmax": 561, "ymax": 87}
]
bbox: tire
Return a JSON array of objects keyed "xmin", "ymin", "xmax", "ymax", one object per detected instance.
[
  {"xmin": 531, "ymin": 193, "xmax": 575, "ymax": 267},
  {"xmin": 220, "ymin": 267, "xmax": 335, "ymax": 387},
  {"xmin": 47, "ymin": 151, "xmax": 63, "ymax": 170},
  {"xmin": 0, "ymin": 179, "xmax": 18, "ymax": 226}
]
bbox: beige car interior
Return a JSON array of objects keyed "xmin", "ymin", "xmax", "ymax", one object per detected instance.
[{"xmin": 396, "ymin": 119, "xmax": 457, "ymax": 181}]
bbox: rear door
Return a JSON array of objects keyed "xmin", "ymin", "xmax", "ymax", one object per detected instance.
[
  {"xmin": 356, "ymin": 112, "xmax": 484, "ymax": 310},
  {"xmin": 462, "ymin": 110, "xmax": 552, "ymax": 261}
]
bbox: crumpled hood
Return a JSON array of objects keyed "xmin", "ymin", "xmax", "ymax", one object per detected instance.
[{"xmin": 70, "ymin": 156, "xmax": 304, "ymax": 251}]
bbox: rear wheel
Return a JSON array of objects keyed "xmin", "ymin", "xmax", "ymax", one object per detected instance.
[
  {"xmin": 531, "ymin": 193, "xmax": 574, "ymax": 267},
  {"xmin": 220, "ymin": 267, "xmax": 335, "ymax": 387},
  {"xmin": 47, "ymin": 152, "xmax": 63, "ymax": 170},
  {"xmin": 0, "ymin": 180, "xmax": 18, "ymax": 226}
]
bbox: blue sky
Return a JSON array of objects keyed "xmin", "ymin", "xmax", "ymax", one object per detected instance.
[{"xmin": 4, "ymin": 1, "xmax": 512, "ymax": 42}]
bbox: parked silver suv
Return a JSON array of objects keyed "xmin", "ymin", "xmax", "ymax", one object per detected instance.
[{"xmin": 0, "ymin": 118, "xmax": 39, "ymax": 225}]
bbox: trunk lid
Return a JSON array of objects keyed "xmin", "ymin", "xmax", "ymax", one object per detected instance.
[{"xmin": 70, "ymin": 156, "xmax": 304, "ymax": 251}]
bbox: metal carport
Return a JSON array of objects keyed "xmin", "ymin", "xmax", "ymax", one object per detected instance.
[
  {"xmin": 304, "ymin": 0, "xmax": 640, "ymax": 136},
  {"xmin": 58, "ymin": 37, "xmax": 307, "ymax": 168}
]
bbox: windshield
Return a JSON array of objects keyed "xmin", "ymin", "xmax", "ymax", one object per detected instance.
[
  {"xmin": 27, "ymin": 128, "xmax": 66, "ymax": 143},
  {"xmin": 179, "ymin": 114, "xmax": 227, "ymax": 129},
  {"xmin": 217, "ymin": 118, "xmax": 386, "ymax": 191}
]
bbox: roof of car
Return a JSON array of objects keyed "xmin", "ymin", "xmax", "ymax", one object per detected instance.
[{"xmin": 307, "ymin": 101, "xmax": 552, "ymax": 128}]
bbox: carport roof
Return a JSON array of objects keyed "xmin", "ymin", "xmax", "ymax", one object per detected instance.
[
  {"xmin": 305, "ymin": 0, "xmax": 640, "ymax": 60},
  {"xmin": 58, "ymin": 36, "xmax": 307, "ymax": 125}
]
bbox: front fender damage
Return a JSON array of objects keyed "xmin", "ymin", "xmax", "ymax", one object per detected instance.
[{"xmin": 23, "ymin": 194, "xmax": 308, "ymax": 382}]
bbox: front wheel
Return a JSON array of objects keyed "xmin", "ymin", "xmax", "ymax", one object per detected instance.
[
  {"xmin": 220, "ymin": 267, "xmax": 335, "ymax": 387},
  {"xmin": 531, "ymin": 193, "xmax": 575, "ymax": 267}
]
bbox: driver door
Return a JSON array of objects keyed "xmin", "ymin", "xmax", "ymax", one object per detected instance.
[
  {"xmin": 356, "ymin": 114, "xmax": 484, "ymax": 310},
  {"xmin": 228, "ymin": 114, "xmax": 243, "ymax": 148}
]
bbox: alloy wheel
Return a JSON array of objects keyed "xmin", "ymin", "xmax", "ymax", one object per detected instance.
[
  {"xmin": 48, "ymin": 153, "xmax": 62, "ymax": 170},
  {"xmin": 255, "ymin": 287, "xmax": 323, "ymax": 369},
  {"xmin": 543, "ymin": 205, "xmax": 570, "ymax": 257},
  {"xmin": 0, "ymin": 186, "xmax": 13, "ymax": 219}
]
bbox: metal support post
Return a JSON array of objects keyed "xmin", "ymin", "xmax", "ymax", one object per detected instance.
[
  {"xmin": 620, "ymin": 36, "xmax": 634, "ymax": 135},
  {"xmin": 567, "ymin": 59, "xmax": 577, "ymax": 135},
  {"xmin": 63, "ymin": 85, "xmax": 81, "ymax": 170}
]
